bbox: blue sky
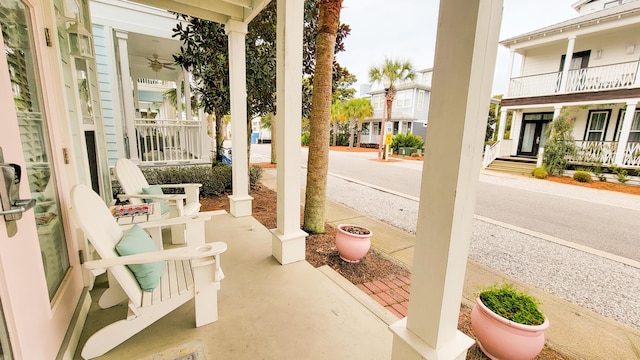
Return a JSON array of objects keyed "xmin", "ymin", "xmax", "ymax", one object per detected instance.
[{"xmin": 336, "ymin": 0, "xmax": 579, "ymax": 96}]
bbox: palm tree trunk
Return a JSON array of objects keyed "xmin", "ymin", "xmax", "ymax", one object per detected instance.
[
  {"xmin": 356, "ymin": 121, "xmax": 363, "ymax": 147},
  {"xmin": 348, "ymin": 118, "xmax": 355, "ymax": 148},
  {"xmin": 303, "ymin": 0, "xmax": 343, "ymax": 234},
  {"xmin": 215, "ymin": 112, "xmax": 224, "ymax": 163},
  {"xmin": 332, "ymin": 121, "xmax": 338, "ymax": 146}
]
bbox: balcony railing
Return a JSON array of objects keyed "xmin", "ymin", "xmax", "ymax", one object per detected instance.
[
  {"xmin": 134, "ymin": 118, "xmax": 204, "ymax": 163},
  {"xmin": 507, "ymin": 60, "xmax": 640, "ymax": 98},
  {"xmin": 567, "ymin": 140, "xmax": 640, "ymax": 167}
]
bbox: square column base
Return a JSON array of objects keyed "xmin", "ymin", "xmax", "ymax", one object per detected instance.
[
  {"xmin": 228, "ymin": 194, "xmax": 253, "ymax": 217},
  {"xmin": 271, "ymin": 228, "xmax": 308, "ymax": 265},
  {"xmin": 390, "ymin": 318, "xmax": 475, "ymax": 360}
]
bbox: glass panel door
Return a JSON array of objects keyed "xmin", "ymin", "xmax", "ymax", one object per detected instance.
[
  {"xmin": 520, "ymin": 123, "xmax": 536, "ymax": 153},
  {"xmin": 2, "ymin": 0, "xmax": 70, "ymax": 300}
]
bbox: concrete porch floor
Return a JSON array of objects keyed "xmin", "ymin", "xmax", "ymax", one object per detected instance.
[{"xmin": 75, "ymin": 211, "xmax": 394, "ymax": 359}]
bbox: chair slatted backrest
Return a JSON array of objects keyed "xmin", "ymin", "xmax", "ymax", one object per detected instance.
[
  {"xmin": 114, "ymin": 158, "xmax": 150, "ymax": 206},
  {"xmin": 70, "ymin": 184, "xmax": 144, "ymax": 307}
]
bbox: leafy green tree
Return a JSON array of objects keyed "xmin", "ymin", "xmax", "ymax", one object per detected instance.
[
  {"xmin": 368, "ymin": 58, "xmax": 415, "ymax": 159},
  {"xmin": 543, "ymin": 113, "xmax": 577, "ymax": 175},
  {"xmin": 303, "ymin": 0, "xmax": 343, "ymax": 234}
]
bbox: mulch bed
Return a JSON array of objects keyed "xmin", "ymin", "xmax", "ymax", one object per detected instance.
[
  {"xmin": 546, "ymin": 175, "xmax": 640, "ymax": 195},
  {"xmin": 200, "ymin": 182, "xmax": 574, "ymax": 359}
]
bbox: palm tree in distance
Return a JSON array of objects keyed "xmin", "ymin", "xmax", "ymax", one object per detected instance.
[
  {"xmin": 368, "ymin": 58, "xmax": 415, "ymax": 159},
  {"xmin": 344, "ymin": 98, "xmax": 373, "ymax": 148}
]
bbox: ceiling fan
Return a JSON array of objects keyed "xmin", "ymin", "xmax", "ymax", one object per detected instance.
[{"xmin": 146, "ymin": 54, "xmax": 175, "ymax": 73}]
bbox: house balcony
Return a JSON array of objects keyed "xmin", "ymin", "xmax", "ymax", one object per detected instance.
[
  {"xmin": 137, "ymin": 77, "xmax": 174, "ymax": 92},
  {"xmin": 134, "ymin": 117, "xmax": 211, "ymax": 164},
  {"xmin": 506, "ymin": 60, "xmax": 640, "ymax": 98}
]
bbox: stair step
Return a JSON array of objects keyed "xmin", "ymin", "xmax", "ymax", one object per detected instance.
[{"xmin": 487, "ymin": 158, "xmax": 537, "ymax": 175}]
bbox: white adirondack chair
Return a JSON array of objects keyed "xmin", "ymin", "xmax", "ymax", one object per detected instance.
[
  {"xmin": 114, "ymin": 158, "xmax": 202, "ymax": 244},
  {"xmin": 70, "ymin": 184, "xmax": 226, "ymax": 359}
]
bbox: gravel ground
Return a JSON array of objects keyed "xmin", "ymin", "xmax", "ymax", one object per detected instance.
[{"xmin": 311, "ymin": 170, "xmax": 640, "ymax": 330}]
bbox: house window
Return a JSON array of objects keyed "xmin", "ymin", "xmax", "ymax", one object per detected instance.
[
  {"xmin": 362, "ymin": 123, "xmax": 370, "ymax": 135},
  {"xmin": 417, "ymin": 90, "xmax": 425, "ymax": 110},
  {"xmin": 370, "ymin": 95, "xmax": 383, "ymax": 110},
  {"xmin": 616, "ymin": 110, "xmax": 640, "ymax": 142},
  {"xmin": 372, "ymin": 122, "xmax": 380, "ymax": 136},
  {"xmin": 584, "ymin": 110, "xmax": 610, "ymax": 141},
  {"xmin": 394, "ymin": 90, "xmax": 412, "ymax": 108}
]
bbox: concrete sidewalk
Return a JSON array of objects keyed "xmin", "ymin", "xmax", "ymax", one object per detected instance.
[{"xmin": 260, "ymin": 170, "xmax": 640, "ymax": 360}]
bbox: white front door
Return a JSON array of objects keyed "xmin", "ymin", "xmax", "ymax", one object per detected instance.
[{"xmin": 0, "ymin": 1, "xmax": 84, "ymax": 358}]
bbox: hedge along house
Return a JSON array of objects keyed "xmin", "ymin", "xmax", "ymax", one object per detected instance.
[
  {"xmin": 485, "ymin": 0, "xmax": 640, "ymax": 172},
  {"xmin": 0, "ymin": 0, "xmax": 502, "ymax": 359},
  {"xmin": 360, "ymin": 68, "xmax": 432, "ymax": 147},
  {"xmin": 90, "ymin": 0, "xmax": 212, "ymax": 167}
]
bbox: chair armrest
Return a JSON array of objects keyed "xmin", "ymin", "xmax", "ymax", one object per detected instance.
[
  {"xmin": 157, "ymin": 184, "xmax": 201, "ymax": 205},
  {"xmin": 117, "ymin": 193, "xmax": 187, "ymax": 202},
  {"xmin": 158, "ymin": 183, "xmax": 202, "ymax": 189},
  {"xmin": 83, "ymin": 242, "xmax": 227, "ymax": 270},
  {"xmin": 118, "ymin": 213, "xmax": 212, "ymax": 231}
]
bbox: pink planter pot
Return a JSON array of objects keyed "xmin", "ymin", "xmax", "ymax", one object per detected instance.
[
  {"xmin": 471, "ymin": 297, "xmax": 549, "ymax": 360},
  {"xmin": 335, "ymin": 224, "xmax": 372, "ymax": 263}
]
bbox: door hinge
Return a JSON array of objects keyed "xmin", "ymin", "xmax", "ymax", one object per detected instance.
[{"xmin": 62, "ymin": 148, "xmax": 70, "ymax": 164}]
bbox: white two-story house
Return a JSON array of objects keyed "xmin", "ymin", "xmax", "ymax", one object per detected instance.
[
  {"xmin": 486, "ymin": 0, "xmax": 640, "ymax": 171},
  {"xmin": 360, "ymin": 68, "xmax": 432, "ymax": 147}
]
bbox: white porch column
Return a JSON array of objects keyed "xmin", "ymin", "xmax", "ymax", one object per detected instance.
[
  {"xmin": 115, "ymin": 31, "xmax": 138, "ymax": 161},
  {"xmin": 225, "ymin": 19, "xmax": 253, "ymax": 217},
  {"xmin": 559, "ymin": 36, "xmax": 576, "ymax": 93},
  {"xmin": 176, "ymin": 76, "xmax": 183, "ymax": 120},
  {"xmin": 390, "ymin": 0, "xmax": 502, "ymax": 359},
  {"xmin": 553, "ymin": 104, "xmax": 562, "ymax": 120},
  {"xmin": 272, "ymin": 0, "xmax": 307, "ymax": 265},
  {"xmin": 183, "ymin": 70, "xmax": 191, "ymax": 120},
  {"xmin": 614, "ymin": 100, "xmax": 638, "ymax": 165},
  {"xmin": 505, "ymin": 49, "xmax": 515, "ymax": 96},
  {"xmin": 497, "ymin": 108, "xmax": 507, "ymax": 141}
]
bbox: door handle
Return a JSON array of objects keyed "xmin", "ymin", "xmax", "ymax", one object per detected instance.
[
  {"xmin": 0, "ymin": 199, "xmax": 35, "ymax": 220},
  {"xmin": 536, "ymin": 136, "xmax": 540, "ymax": 144}
]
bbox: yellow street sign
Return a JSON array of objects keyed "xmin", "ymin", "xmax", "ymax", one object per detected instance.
[{"xmin": 385, "ymin": 133, "xmax": 393, "ymax": 145}]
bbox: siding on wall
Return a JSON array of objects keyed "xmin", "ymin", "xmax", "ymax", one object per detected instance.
[{"xmin": 93, "ymin": 24, "xmax": 119, "ymax": 166}]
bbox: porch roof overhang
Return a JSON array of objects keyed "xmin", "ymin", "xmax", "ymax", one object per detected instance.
[
  {"xmin": 130, "ymin": 0, "xmax": 271, "ymax": 24},
  {"xmin": 501, "ymin": 88, "xmax": 640, "ymax": 108},
  {"xmin": 499, "ymin": 1, "xmax": 640, "ymax": 50}
]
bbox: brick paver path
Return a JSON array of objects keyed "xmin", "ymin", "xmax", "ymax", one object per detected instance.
[{"xmin": 357, "ymin": 275, "xmax": 411, "ymax": 318}]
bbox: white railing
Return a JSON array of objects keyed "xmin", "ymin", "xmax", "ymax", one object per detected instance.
[
  {"xmin": 137, "ymin": 78, "xmax": 168, "ymax": 86},
  {"xmin": 623, "ymin": 142, "xmax": 640, "ymax": 167},
  {"xmin": 569, "ymin": 140, "xmax": 618, "ymax": 165},
  {"xmin": 483, "ymin": 141, "xmax": 500, "ymax": 168},
  {"xmin": 507, "ymin": 60, "xmax": 639, "ymax": 98},
  {"xmin": 134, "ymin": 118, "xmax": 204, "ymax": 163},
  {"xmin": 508, "ymin": 71, "xmax": 561, "ymax": 98},
  {"xmin": 566, "ymin": 61, "xmax": 638, "ymax": 92}
]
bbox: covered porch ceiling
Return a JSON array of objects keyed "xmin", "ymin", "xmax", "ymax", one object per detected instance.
[{"xmin": 130, "ymin": 0, "xmax": 272, "ymax": 24}]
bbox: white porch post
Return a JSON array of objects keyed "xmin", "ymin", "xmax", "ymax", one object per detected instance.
[
  {"xmin": 183, "ymin": 70, "xmax": 191, "ymax": 120},
  {"xmin": 226, "ymin": 20, "xmax": 253, "ymax": 217},
  {"xmin": 553, "ymin": 104, "xmax": 562, "ymax": 120},
  {"xmin": 390, "ymin": 0, "xmax": 502, "ymax": 359},
  {"xmin": 115, "ymin": 31, "xmax": 138, "ymax": 161},
  {"xmin": 497, "ymin": 108, "xmax": 507, "ymax": 141},
  {"xmin": 505, "ymin": 49, "xmax": 515, "ymax": 96},
  {"xmin": 272, "ymin": 0, "xmax": 307, "ymax": 265},
  {"xmin": 176, "ymin": 76, "xmax": 183, "ymax": 120},
  {"xmin": 614, "ymin": 100, "xmax": 638, "ymax": 165},
  {"xmin": 559, "ymin": 36, "xmax": 576, "ymax": 93}
]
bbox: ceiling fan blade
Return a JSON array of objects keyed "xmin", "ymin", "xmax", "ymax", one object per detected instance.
[{"xmin": 163, "ymin": 64, "xmax": 176, "ymax": 70}]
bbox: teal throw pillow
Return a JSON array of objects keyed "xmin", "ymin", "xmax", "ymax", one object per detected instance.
[
  {"xmin": 115, "ymin": 224, "xmax": 166, "ymax": 291},
  {"xmin": 142, "ymin": 185, "xmax": 170, "ymax": 215}
]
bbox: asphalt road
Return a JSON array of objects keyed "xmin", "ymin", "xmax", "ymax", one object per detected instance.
[{"xmin": 250, "ymin": 144, "xmax": 640, "ymax": 262}]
